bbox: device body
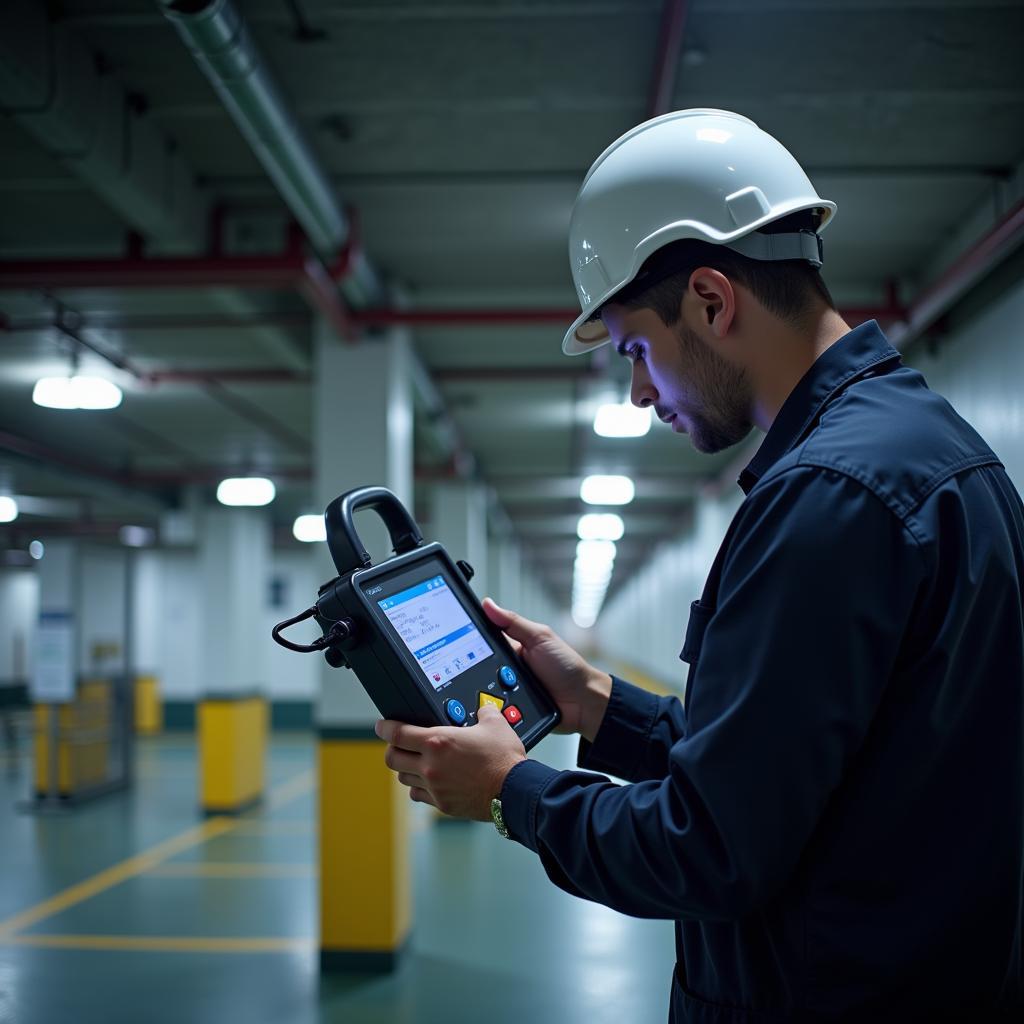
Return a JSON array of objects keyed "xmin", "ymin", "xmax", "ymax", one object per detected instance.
[{"xmin": 273, "ymin": 487, "xmax": 560, "ymax": 752}]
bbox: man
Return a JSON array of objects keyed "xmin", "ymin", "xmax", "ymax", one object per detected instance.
[{"xmin": 377, "ymin": 110, "xmax": 1024, "ymax": 1020}]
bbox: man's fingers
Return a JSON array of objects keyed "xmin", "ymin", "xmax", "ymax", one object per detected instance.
[
  {"xmin": 384, "ymin": 745, "xmax": 421, "ymax": 774},
  {"xmin": 375, "ymin": 718, "xmax": 433, "ymax": 751},
  {"xmin": 397, "ymin": 771, "xmax": 424, "ymax": 789},
  {"xmin": 409, "ymin": 787, "xmax": 436, "ymax": 808}
]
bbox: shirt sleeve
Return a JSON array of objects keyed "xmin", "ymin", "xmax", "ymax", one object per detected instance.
[
  {"xmin": 499, "ymin": 466, "xmax": 926, "ymax": 920},
  {"xmin": 575, "ymin": 676, "xmax": 688, "ymax": 782}
]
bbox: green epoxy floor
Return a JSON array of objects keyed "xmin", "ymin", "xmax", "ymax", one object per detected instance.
[{"xmin": 0, "ymin": 731, "xmax": 675, "ymax": 1024}]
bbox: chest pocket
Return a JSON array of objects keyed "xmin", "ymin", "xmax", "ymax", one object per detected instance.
[
  {"xmin": 678, "ymin": 503, "xmax": 748, "ymax": 717},
  {"xmin": 680, "ymin": 600, "xmax": 713, "ymax": 716}
]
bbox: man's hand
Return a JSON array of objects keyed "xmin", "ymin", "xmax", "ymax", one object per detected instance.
[
  {"xmin": 482, "ymin": 598, "xmax": 613, "ymax": 743},
  {"xmin": 375, "ymin": 705, "xmax": 527, "ymax": 821}
]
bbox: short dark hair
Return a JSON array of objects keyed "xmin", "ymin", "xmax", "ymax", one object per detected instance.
[{"xmin": 606, "ymin": 211, "xmax": 836, "ymax": 329}]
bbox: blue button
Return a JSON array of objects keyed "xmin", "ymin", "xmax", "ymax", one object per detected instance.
[
  {"xmin": 444, "ymin": 698, "xmax": 468, "ymax": 725},
  {"xmin": 498, "ymin": 665, "xmax": 518, "ymax": 689}
]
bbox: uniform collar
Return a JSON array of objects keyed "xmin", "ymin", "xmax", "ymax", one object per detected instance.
[{"xmin": 738, "ymin": 320, "xmax": 902, "ymax": 495}]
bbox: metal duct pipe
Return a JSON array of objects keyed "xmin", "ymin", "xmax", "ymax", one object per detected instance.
[{"xmin": 160, "ymin": 0, "xmax": 382, "ymax": 306}]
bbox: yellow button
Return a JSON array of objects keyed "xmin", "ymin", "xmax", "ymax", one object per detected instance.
[{"xmin": 478, "ymin": 692, "xmax": 505, "ymax": 712}]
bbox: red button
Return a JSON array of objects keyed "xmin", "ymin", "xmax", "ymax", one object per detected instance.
[{"xmin": 502, "ymin": 705, "xmax": 523, "ymax": 726}]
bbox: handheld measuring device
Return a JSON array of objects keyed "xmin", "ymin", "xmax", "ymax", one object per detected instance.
[{"xmin": 272, "ymin": 486, "xmax": 560, "ymax": 750}]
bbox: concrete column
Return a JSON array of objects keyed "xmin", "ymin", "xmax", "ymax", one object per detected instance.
[
  {"xmin": 487, "ymin": 536, "xmax": 523, "ymax": 611},
  {"xmin": 430, "ymin": 481, "xmax": 489, "ymax": 600},
  {"xmin": 196, "ymin": 507, "xmax": 271, "ymax": 814},
  {"xmin": 314, "ymin": 321, "xmax": 414, "ymax": 972}
]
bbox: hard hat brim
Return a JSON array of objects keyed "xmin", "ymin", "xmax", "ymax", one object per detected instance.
[{"xmin": 561, "ymin": 199, "xmax": 836, "ymax": 357}]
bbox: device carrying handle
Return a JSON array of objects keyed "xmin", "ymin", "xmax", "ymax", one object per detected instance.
[{"xmin": 324, "ymin": 485, "xmax": 424, "ymax": 572}]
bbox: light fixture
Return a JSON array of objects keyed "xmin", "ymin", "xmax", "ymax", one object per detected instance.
[
  {"xmin": 32, "ymin": 376, "xmax": 123, "ymax": 410},
  {"xmin": 119, "ymin": 525, "xmax": 155, "ymax": 547},
  {"xmin": 293, "ymin": 514, "xmax": 327, "ymax": 543},
  {"xmin": 29, "ymin": 540, "xmax": 44, "ymax": 560},
  {"xmin": 572, "ymin": 535, "xmax": 616, "ymax": 629},
  {"xmin": 580, "ymin": 474, "xmax": 635, "ymax": 506},
  {"xmin": 216, "ymin": 477, "xmax": 276, "ymax": 507},
  {"xmin": 593, "ymin": 403, "xmax": 651, "ymax": 438},
  {"xmin": 577, "ymin": 512, "xmax": 624, "ymax": 541},
  {"xmin": 0, "ymin": 496, "xmax": 17, "ymax": 523},
  {"xmin": 576, "ymin": 539, "xmax": 617, "ymax": 566}
]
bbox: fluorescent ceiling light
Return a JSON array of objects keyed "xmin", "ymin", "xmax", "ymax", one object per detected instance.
[
  {"xmin": 216, "ymin": 477, "xmax": 276, "ymax": 507},
  {"xmin": 573, "ymin": 566, "xmax": 612, "ymax": 585},
  {"xmin": 593, "ymin": 403, "xmax": 651, "ymax": 438},
  {"xmin": 119, "ymin": 525, "xmax": 154, "ymax": 547},
  {"xmin": 576, "ymin": 539, "xmax": 617, "ymax": 565},
  {"xmin": 571, "ymin": 611, "xmax": 597, "ymax": 629},
  {"xmin": 293, "ymin": 514, "xmax": 327, "ymax": 543},
  {"xmin": 32, "ymin": 376, "xmax": 123, "ymax": 410},
  {"xmin": 0, "ymin": 496, "xmax": 18, "ymax": 523},
  {"xmin": 577, "ymin": 512, "xmax": 624, "ymax": 541},
  {"xmin": 580, "ymin": 475, "xmax": 635, "ymax": 506}
]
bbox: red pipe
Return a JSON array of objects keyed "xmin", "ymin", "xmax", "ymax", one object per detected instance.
[
  {"xmin": 0, "ymin": 253, "xmax": 306, "ymax": 291},
  {"xmin": 0, "ymin": 429, "xmax": 313, "ymax": 488},
  {"xmin": 889, "ymin": 196, "xmax": 1024, "ymax": 348},
  {"xmin": 353, "ymin": 308, "xmax": 579, "ymax": 327},
  {"xmin": 145, "ymin": 368, "xmax": 310, "ymax": 385},
  {"xmin": 647, "ymin": 0, "xmax": 690, "ymax": 120}
]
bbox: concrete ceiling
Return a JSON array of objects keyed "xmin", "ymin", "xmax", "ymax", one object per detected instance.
[{"xmin": 1, "ymin": 0, "xmax": 1022, "ymax": 606}]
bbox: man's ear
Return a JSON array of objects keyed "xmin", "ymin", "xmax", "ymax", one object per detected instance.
[{"xmin": 686, "ymin": 268, "xmax": 736, "ymax": 338}]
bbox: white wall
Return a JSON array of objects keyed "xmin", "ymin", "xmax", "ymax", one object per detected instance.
[
  {"xmin": 262, "ymin": 548, "xmax": 320, "ymax": 700},
  {"xmin": 913, "ymin": 275, "xmax": 1024, "ymax": 494},
  {"xmin": 595, "ymin": 271, "xmax": 1024, "ymax": 689},
  {"xmin": 154, "ymin": 549, "xmax": 202, "ymax": 699},
  {"xmin": 0, "ymin": 569, "xmax": 38, "ymax": 682}
]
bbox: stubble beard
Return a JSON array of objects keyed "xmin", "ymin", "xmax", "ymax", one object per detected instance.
[{"xmin": 675, "ymin": 324, "xmax": 754, "ymax": 454}]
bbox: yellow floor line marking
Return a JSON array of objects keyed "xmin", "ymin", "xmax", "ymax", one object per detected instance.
[
  {"xmin": 7, "ymin": 934, "xmax": 316, "ymax": 954},
  {"xmin": 266, "ymin": 769, "xmax": 315, "ymax": 809},
  {"xmin": 147, "ymin": 862, "xmax": 316, "ymax": 878},
  {"xmin": 227, "ymin": 820, "xmax": 315, "ymax": 836},
  {"xmin": 603, "ymin": 659, "xmax": 681, "ymax": 697},
  {"xmin": 0, "ymin": 768, "xmax": 316, "ymax": 941}
]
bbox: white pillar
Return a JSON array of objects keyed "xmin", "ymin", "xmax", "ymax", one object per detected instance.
[
  {"xmin": 198, "ymin": 507, "xmax": 271, "ymax": 696},
  {"xmin": 314, "ymin": 321, "xmax": 415, "ymax": 972},
  {"xmin": 429, "ymin": 481, "xmax": 489, "ymax": 601},
  {"xmin": 487, "ymin": 536, "xmax": 523, "ymax": 611},
  {"xmin": 314, "ymin": 322, "xmax": 413, "ymax": 726}
]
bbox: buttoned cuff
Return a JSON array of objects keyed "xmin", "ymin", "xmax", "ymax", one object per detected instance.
[
  {"xmin": 499, "ymin": 757, "xmax": 560, "ymax": 852},
  {"xmin": 576, "ymin": 675, "xmax": 661, "ymax": 781}
]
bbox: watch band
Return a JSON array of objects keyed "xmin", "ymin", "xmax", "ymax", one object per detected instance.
[{"xmin": 490, "ymin": 797, "xmax": 510, "ymax": 839}]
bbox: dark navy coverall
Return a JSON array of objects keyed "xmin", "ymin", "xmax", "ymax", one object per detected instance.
[{"xmin": 501, "ymin": 321, "xmax": 1024, "ymax": 1021}]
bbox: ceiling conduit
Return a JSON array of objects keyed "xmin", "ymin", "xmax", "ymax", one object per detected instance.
[
  {"xmin": 160, "ymin": 0, "xmax": 382, "ymax": 307},
  {"xmin": 0, "ymin": 0, "xmax": 206, "ymax": 249}
]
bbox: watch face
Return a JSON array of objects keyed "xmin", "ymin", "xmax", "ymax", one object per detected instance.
[{"xmin": 490, "ymin": 797, "xmax": 509, "ymax": 838}]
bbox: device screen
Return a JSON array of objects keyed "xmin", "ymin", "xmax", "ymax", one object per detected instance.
[{"xmin": 377, "ymin": 574, "xmax": 494, "ymax": 690}]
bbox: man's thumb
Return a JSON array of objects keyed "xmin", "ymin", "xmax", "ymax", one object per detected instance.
[{"xmin": 483, "ymin": 596, "xmax": 530, "ymax": 632}]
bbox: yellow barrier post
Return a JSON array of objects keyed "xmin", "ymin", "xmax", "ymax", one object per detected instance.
[
  {"xmin": 198, "ymin": 694, "xmax": 267, "ymax": 815},
  {"xmin": 318, "ymin": 727, "xmax": 411, "ymax": 971},
  {"xmin": 134, "ymin": 675, "xmax": 163, "ymax": 735}
]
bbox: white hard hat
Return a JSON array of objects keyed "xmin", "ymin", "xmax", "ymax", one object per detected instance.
[{"xmin": 563, "ymin": 109, "xmax": 836, "ymax": 355}]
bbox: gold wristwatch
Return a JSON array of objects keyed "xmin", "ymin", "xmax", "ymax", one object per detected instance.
[{"xmin": 490, "ymin": 797, "xmax": 510, "ymax": 839}]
